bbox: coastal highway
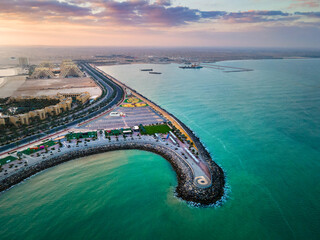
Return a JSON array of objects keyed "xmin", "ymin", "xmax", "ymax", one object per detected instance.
[{"xmin": 0, "ymin": 63, "xmax": 125, "ymax": 154}]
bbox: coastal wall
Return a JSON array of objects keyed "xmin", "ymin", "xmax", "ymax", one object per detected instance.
[
  {"xmin": 138, "ymin": 96, "xmax": 225, "ymax": 203},
  {"xmin": 1, "ymin": 142, "xmax": 220, "ymax": 205}
]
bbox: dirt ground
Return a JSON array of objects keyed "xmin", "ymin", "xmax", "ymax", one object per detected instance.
[
  {"xmin": 0, "ymin": 76, "xmax": 27, "ymax": 98},
  {"xmin": 1, "ymin": 77, "xmax": 102, "ymax": 98}
]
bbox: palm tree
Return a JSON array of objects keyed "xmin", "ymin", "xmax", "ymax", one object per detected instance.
[{"xmin": 17, "ymin": 151, "xmax": 22, "ymax": 160}]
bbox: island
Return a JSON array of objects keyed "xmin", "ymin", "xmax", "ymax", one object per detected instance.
[{"xmin": 0, "ymin": 63, "xmax": 225, "ymax": 206}]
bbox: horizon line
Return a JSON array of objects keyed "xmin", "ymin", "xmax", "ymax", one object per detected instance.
[{"xmin": 0, "ymin": 45, "xmax": 320, "ymax": 51}]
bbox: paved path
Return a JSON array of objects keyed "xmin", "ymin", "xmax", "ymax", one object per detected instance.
[{"xmin": 0, "ymin": 133, "xmax": 211, "ymax": 188}]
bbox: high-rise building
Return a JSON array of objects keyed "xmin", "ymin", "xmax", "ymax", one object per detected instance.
[{"xmin": 18, "ymin": 57, "xmax": 29, "ymax": 68}]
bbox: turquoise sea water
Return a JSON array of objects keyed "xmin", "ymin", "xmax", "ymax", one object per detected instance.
[{"xmin": 1, "ymin": 59, "xmax": 320, "ymax": 239}]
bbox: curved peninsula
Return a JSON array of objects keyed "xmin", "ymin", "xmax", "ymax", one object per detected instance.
[{"xmin": 0, "ymin": 63, "xmax": 225, "ymax": 206}]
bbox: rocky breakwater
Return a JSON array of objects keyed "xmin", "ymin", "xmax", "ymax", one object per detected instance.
[
  {"xmin": 134, "ymin": 94, "xmax": 225, "ymax": 205},
  {"xmin": 177, "ymin": 120, "xmax": 226, "ymax": 205},
  {"xmin": 91, "ymin": 67, "xmax": 225, "ymax": 205},
  {"xmin": 0, "ymin": 141, "xmax": 220, "ymax": 205}
]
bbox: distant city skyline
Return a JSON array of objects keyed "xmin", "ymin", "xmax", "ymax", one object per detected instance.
[{"xmin": 0, "ymin": 0, "xmax": 319, "ymax": 48}]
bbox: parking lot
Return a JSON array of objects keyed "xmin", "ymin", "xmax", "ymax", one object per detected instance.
[{"xmin": 77, "ymin": 106, "xmax": 165, "ymax": 130}]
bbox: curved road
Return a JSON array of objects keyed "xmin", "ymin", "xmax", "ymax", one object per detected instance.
[{"xmin": 0, "ymin": 63, "xmax": 124, "ymax": 153}]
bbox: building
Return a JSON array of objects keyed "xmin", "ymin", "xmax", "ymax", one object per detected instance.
[
  {"xmin": 57, "ymin": 92, "xmax": 90, "ymax": 104},
  {"xmin": 35, "ymin": 109, "xmax": 47, "ymax": 120},
  {"xmin": 18, "ymin": 57, "xmax": 29, "ymax": 68},
  {"xmin": 29, "ymin": 60, "xmax": 83, "ymax": 79},
  {"xmin": 58, "ymin": 98, "xmax": 72, "ymax": 111},
  {"xmin": 76, "ymin": 92, "xmax": 90, "ymax": 104},
  {"xmin": 60, "ymin": 60, "xmax": 83, "ymax": 78},
  {"xmin": 28, "ymin": 109, "xmax": 46, "ymax": 120},
  {"xmin": 44, "ymin": 106, "xmax": 57, "ymax": 116},
  {"xmin": 9, "ymin": 113, "xmax": 30, "ymax": 126},
  {"xmin": 0, "ymin": 94, "xmax": 75, "ymax": 126},
  {"xmin": 30, "ymin": 67, "xmax": 55, "ymax": 79},
  {"xmin": 38, "ymin": 62, "xmax": 54, "ymax": 68},
  {"xmin": 0, "ymin": 118, "xmax": 6, "ymax": 126}
]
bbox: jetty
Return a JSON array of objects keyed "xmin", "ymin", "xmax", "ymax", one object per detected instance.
[{"xmin": 202, "ymin": 63, "xmax": 253, "ymax": 72}]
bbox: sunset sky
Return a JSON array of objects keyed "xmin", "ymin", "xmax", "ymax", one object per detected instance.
[{"xmin": 0, "ymin": 0, "xmax": 319, "ymax": 48}]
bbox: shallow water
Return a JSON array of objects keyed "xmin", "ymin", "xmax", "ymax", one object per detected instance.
[{"xmin": 1, "ymin": 59, "xmax": 319, "ymax": 239}]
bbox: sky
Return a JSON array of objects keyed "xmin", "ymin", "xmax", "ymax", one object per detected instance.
[{"xmin": 0, "ymin": 0, "xmax": 319, "ymax": 48}]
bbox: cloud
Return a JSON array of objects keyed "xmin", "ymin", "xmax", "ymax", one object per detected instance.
[
  {"xmin": 0, "ymin": 1, "xmax": 319, "ymax": 48},
  {"xmin": 289, "ymin": 0, "xmax": 320, "ymax": 9},
  {"xmin": 0, "ymin": 0, "xmax": 319, "ymax": 27},
  {"xmin": 0, "ymin": 0, "xmax": 224, "ymax": 26},
  {"xmin": 0, "ymin": 0, "xmax": 91, "ymax": 16},
  {"xmin": 295, "ymin": 11, "xmax": 320, "ymax": 18},
  {"xmin": 99, "ymin": 1, "xmax": 225, "ymax": 26},
  {"xmin": 200, "ymin": 11, "xmax": 227, "ymax": 19},
  {"xmin": 221, "ymin": 10, "xmax": 294, "ymax": 23},
  {"xmin": 155, "ymin": 0, "xmax": 171, "ymax": 6}
]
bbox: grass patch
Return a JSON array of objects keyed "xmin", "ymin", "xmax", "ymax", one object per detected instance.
[
  {"xmin": 21, "ymin": 140, "xmax": 58, "ymax": 155},
  {"xmin": 105, "ymin": 129, "xmax": 121, "ymax": 136},
  {"xmin": 21, "ymin": 148, "xmax": 36, "ymax": 155},
  {"xmin": 66, "ymin": 131, "xmax": 97, "ymax": 141},
  {"xmin": 120, "ymin": 103, "xmax": 148, "ymax": 107},
  {"xmin": 142, "ymin": 124, "xmax": 171, "ymax": 135},
  {"xmin": 124, "ymin": 97, "xmax": 142, "ymax": 103},
  {"xmin": 0, "ymin": 156, "xmax": 17, "ymax": 166},
  {"xmin": 105, "ymin": 128, "xmax": 132, "ymax": 136}
]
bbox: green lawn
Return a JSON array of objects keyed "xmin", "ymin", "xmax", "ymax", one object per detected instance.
[
  {"xmin": 0, "ymin": 156, "xmax": 17, "ymax": 166},
  {"xmin": 21, "ymin": 148, "xmax": 36, "ymax": 155},
  {"xmin": 124, "ymin": 97, "xmax": 142, "ymax": 103},
  {"xmin": 105, "ymin": 128, "xmax": 133, "ymax": 136},
  {"xmin": 66, "ymin": 131, "xmax": 97, "ymax": 140},
  {"xmin": 105, "ymin": 129, "xmax": 121, "ymax": 136},
  {"xmin": 39, "ymin": 140, "xmax": 57, "ymax": 148},
  {"xmin": 143, "ymin": 124, "xmax": 171, "ymax": 135},
  {"xmin": 21, "ymin": 140, "xmax": 58, "ymax": 155}
]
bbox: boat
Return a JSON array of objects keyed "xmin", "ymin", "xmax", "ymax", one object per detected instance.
[
  {"xmin": 141, "ymin": 69, "xmax": 153, "ymax": 71},
  {"xmin": 179, "ymin": 64, "xmax": 203, "ymax": 69},
  {"xmin": 149, "ymin": 72, "xmax": 162, "ymax": 74}
]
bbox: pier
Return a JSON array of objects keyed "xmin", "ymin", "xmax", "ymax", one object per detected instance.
[{"xmin": 202, "ymin": 63, "xmax": 253, "ymax": 72}]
